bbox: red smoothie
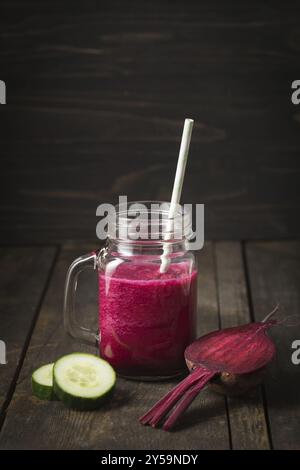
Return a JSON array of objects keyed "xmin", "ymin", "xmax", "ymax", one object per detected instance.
[{"xmin": 99, "ymin": 262, "xmax": 197, "ymax": 378}]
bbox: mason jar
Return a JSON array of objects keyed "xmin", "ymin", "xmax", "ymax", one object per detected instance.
[{"xmin": 64, "ymin": 201, "xmax": 198, "ymax": 380}]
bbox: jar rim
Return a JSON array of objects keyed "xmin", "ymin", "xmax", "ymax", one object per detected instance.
[{"xmin": 107, "ymin": 200, "xmax": 193, "ymax": 242}]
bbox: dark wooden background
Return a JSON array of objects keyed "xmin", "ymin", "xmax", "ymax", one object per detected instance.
[
  {"xmin": 1, "ymin": 0, "xmax": 300, "ymax": 243},
  {"xmin": 1, "ymin": 2, "xmax": 300, "ymax": 450}
]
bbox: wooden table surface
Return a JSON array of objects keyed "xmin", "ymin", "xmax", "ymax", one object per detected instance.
[{"xmin": 0, "ymin": 240, "xmax": 299, "ymax": 450}]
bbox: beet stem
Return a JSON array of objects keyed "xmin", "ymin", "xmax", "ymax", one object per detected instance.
[
  {"xmin": 139, "ymin": 367, "xmax": 210, "ymax": 426},
  {"xmin": 148, "ymin": 371, "xmax": 206, "ymax": 427},
  {"xmin": 163, "ymin": 370, "xmax": 215, "ymax": 431},
  {"xmin": 262, "ymin": 304, "xmax": 279, "ymax": 323},
  {"xmin": 139, "ymin": 373, "xmax": 196, "ymax": 425}
]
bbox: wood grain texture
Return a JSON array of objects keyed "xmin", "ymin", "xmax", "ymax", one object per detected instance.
[
  {"xmin": 0, "ymin": 246, "xmax": 57, "ymax": 419},
  {"xmin": 246, "ymin": 241, "xmax": 300, "ymax": 450},
  {"xmin": 1, "ymin": 240, "xmax": 298, "ymax": 449},
  {"xmin": 1, "ymin": 1, "xmax": 300, "ymax": 242},
  {"xmin": 0, "ymin": 242, "xmax": 230, "ymax": 450},
  {"xmin": 214, "ymin": 242, "xmax": 270, "ymax": 449}
]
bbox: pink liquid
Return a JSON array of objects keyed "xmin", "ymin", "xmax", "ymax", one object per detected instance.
[{"xmin": 99, "ymin": 262, "xmax": 197, "ymax": 378}]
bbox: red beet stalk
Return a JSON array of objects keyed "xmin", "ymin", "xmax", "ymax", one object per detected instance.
[
  {"xmin": 162, "ymin": 369, "xmax": 215, "ymax": 431},
  {"xmin": 140, "ymin": 310, "xmax": 278, "ymax": 431},
  {"xmin": 140, "ymin": 367, "xmax": 214, "ymax": 427}
]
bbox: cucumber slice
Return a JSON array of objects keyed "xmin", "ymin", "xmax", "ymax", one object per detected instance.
[
  {"xmin": 32, "ymin": 363, "xmax": 55, "ymax": 400},
  {"xmin": 53, "ymin": 353, "xmax": 116, "ymax": 410}
]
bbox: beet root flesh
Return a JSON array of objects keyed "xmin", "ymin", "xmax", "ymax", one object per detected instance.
[{"xmin": 185, "ymin": 321, "xmax": 276, "ymax": 375}]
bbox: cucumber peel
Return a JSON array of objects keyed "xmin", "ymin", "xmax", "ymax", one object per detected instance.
[
  {"xmin": 53, "ymin": 353, "xmax": 116, "ymax": 411},
  {"xmin": 32, "ymin": 363, "xmax": 55, "ymax": 400}
]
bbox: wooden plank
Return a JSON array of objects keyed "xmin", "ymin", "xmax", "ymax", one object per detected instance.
[
  {"xmin": 246, "ymin": 241, "xmax": 300, "ymax": 450},
  {"xmin": 0, "ymin": 242, "xmax": 230, "ymax": 450},
  {"xmin": 0, "ymin": 246, "xmax": 57, "ymax": 420},
  {"xmin": 1, "ymin": 1, "xmax": 300, "ymax": 242},
  {"xmin": 1, "ymin": 140, "xmax": 299, "ymax": 243},
  {"xmin": 215, "ymin": 242, "xmax": 270, "ymax": 449}
]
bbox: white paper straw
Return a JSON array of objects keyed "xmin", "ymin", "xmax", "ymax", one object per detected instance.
[{"xmin": 160, "ymin": 118, "xmax": 194, "ymax": 273}]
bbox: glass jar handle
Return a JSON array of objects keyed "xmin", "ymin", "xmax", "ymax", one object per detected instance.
[{"xmin": 63, "ymin": 248, "xmax": 106, "ymax": 345}]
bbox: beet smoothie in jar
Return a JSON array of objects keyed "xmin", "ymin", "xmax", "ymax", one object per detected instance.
[{"xmin": 64, "ymin": 201, "xmax": 198, "ymax": 380}]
